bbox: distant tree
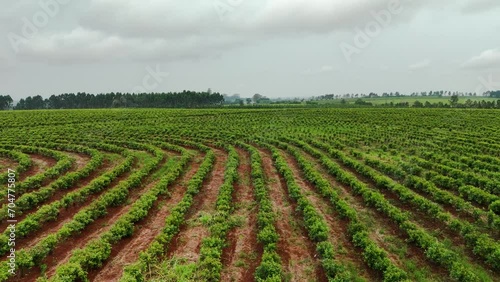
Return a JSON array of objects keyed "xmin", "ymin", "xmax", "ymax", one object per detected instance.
[
  {"xmin": 450, "ymin": 95, "xmax": 459, "ymax": 107},
  {"xmin": 465, "ymin": 99, "xmax": 473, "ymax": 108},
  {"xmin": 239, "ymin": 100, "xmax": 244, "ymax": 106},
  {"xmin": 0, "ymin": 95, "xmax": 13, "ymax": 110},
  {"xmin": 246, "ymin": 98, "xmax": 252, "ymax": 105},
  {"xmin": 412, "ymin": 100, "xmax": 424, "ymax": 108},
  {"xmin": 252, "ymin": 93, "xmax": 263, "ymax": 103}
]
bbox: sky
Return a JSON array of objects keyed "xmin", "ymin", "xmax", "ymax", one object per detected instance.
[{"xmin": 1, "ymin": 0, "xmax": 500, "ymax": 100}]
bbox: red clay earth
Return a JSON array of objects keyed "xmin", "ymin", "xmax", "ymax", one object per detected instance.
[
  {"xmin": 165, "ymin": 148, "xmax": 228, "ymax": 263},
  {"xmin": 38, "ymin": 154, "xmax": 172, "ymax": 280},
  {"xmin": 0, "ymin": 157, "xmax": 18, "ymax": 171},
  {"xmin": 11, "ymin": 159, "xmax": 140, "ymax": 282},
  {"xmin": 258, "ymin": 148, "xmax": 326, "ymax": 282},
  {"xmin": 0, "ymin": 154, "xmax": 116, "ymax": 233},
  {"xmin": 90, "ymin": 154, "xmax": 205, "ymax": 282},
  {"xmin": 280, "ymin": 149, "xmax": 379, "ymax": 281},
  {"xmin": 220, "ymin": 148, "xmax": 262, "ymax": 282},
  {"xmin": 299, "ymin": 145, "xmax": 451, "ymax": 280},
  {"xmin": 328, "ymin": 151, "xmax": 492, "ymax": 270},
  {"xmin": 66, "ymin": 152, "xmax": 91, "ymax": 171},
  {"xmin": 18, "ymin": 154, "xmax": 57, "ymax": 182}
]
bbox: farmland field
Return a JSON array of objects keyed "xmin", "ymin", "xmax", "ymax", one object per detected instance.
[{"xmin": 1, "ymin": 108, "xmax": 499, "ymax": 282}]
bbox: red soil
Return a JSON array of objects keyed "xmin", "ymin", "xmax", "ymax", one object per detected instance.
[
  {"xmin": 0, "ymin": 157, "xmax": 17, "ymax": 170},
  {"xmin": 90, "ymin": 154, "xmax": 205, "ymax": 282},
  {"xmin": 258, "ymin": 148, "xmax": 326, "ymax": 282},
  {"xmin": 12, "ymin": 165, "xmax": 137, "ymax": 282},
  {"xmin": 280, "ymin": 149, "xmax": 379, "ymax": 281},
  {"xmin": 18, "ymin": 154, "xmax": 57, "ymax": 182},
  {"xmin": 300, "ymin": 145, "xmax": 451, "ymax": 279},
  {"xmin": 220, "ymin": 148, "xmax": 262, "ymax": 282},
  {"xmin": 165, "ymin": 148, "xmax": 227, "ymax": 262}
]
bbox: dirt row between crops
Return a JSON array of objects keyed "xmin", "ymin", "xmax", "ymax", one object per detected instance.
[
  {"xmin": 0, "ymin": 156, "xmax": 18, "ymax": 171},
  {"xmin": 1, "ymin": 152, "xmax": 90, "ymax": 207},
  {"xmin": 220, "ymin": 148, "xmax": 261, "ymax": 282},
  {"xmin": 0, "ymin": 154, "xmax": 59, "ymax": 206},
  {"xmin": 89, "ymin": 153, "xmax": 205, "ymax": 282},
  {"xmin": 297, "ymin": 144, "xmax": 452, "ymax": 280},
  {"xmin": 259, "ymin": 148, "xmax": 326, "ymax": 282},
  {"xmin": 364, "ymin": 153, "xmax": 499, "ymax": 240},
  {"xmin": 18, "ymin": 154, "xmax": 57, "ymax": 182},
  {"xmin": 13, "ymin": 158, "xmax": 149, "ymax": 282},
  {"xmin": 165, "ymin": 148, "xmax": 228, "ymax": 264},
  {"xmin": 279, "ymin": 148, "xmax": 379, "ymax": 281},
  {"xmin": 0, "ymin": 153, "xmax": 118, "ymax": 233},
  {"xmin": 324, "ymin": 145, "xmax": 496, "ymax": 273},
  {"xmin": 12, "ymin": 156, "xmax": 136, "ymax": 253},
  {"xmin": 66, "ymin": 152, "xmax": 91, "ymax": 171},
  {"xmin": 39, "ymin": 152, "xmax": 178, "ymax": 281}
]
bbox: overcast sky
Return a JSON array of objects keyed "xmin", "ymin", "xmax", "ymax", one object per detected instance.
[{"xmin": 1, "ymin": 0, "xmax": 500, "ymax": 100}]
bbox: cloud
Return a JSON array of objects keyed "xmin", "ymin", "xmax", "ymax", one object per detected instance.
[
  {"xmin": 461, "ymin": 0, "xmax": 500, "ymax": 14},
  {"xmin": 2, "ymin": 0, "xmax": 450, "ymax": 64},
  {"xmin": 409, "ymin": 59, "xmax": 431, "ymax": 71},
  {"xmin": 301, "ymin": 65, "xmax": 337, "ymax": 76},
  {"xmin": 462, "ymin": 49, "xmax": 500, "ymax": 69}
]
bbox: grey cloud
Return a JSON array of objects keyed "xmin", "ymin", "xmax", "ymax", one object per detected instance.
[
  {"xmin": 409, "ymin": 59, "xmax": 431, "ymax": 71},
  {"xmin": 4, "ymin": 0, "xmax": 448, "ymax": 64},
  {"xmin": 462, "ymin": 49, "xmax": 500, "ymax": 69},
  {"xmin": 461, "ymin": 0, "xmax": 500, "ymax": 14}
]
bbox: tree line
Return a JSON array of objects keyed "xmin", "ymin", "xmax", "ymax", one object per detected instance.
[
  {"xmin": 316, "ymin": 90, "xmax": 499, "ymax": 100},
  {"xmin": 12, "ymin": 91, "xmax": 225, "ymax": 110}
]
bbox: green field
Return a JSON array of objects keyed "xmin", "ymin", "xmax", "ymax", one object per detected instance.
[{"xmin": 0, "ymin": 108, "xmax": 499, "ymax": 282}]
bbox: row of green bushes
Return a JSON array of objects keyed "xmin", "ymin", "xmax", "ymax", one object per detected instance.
[
  {"xmin": 0, "ymin": 143, "xmax": 104, "ymax": 221},
  {"xmin": 0, "ymin": 148, "xmax": 31, "ymax": 183},
  {"xmin": 279, "ymin": 138, "xmax": 409, "ymax": 281},
  {"xmin": 49, "ymin": 143, "xmax": 193, "ymax": 282},
  {"xmin": 362, "ymin": 154, "xmax": 499, "ymax": 228},
  {"xmin": 313, "ymin": 139, "xmax": 500, "ymax": 272},
  {"xmin": 296, "ymin": 139, "xmax": 482, "ymax": 281},
  {"xmin": 197, "ymin": 146, "xmax": 239, "ymax": 281},
  {"xmin": 0, "ymin": 143, "xmax": 164, "ymax": 281},
  {"xmin": 409, "ymin": 156, "xmax": 499, "ymax": 195},
  {"xmin": 264, "ymin": 142, "xmax": 354, "ymax": 281},
  {"xmin": 120, "ymin": 144, "xmax": 215, "ymax": 282},
  {"xmin": 238, "ymin": 142, "xmax": 283, "ymax": 282},
  {"xmin": 417, "ymin": 150, "xmax": 500, "ymax": 184},
  {"xmin": 0, "ymin": 144, "xmax": 131, "ymax": 256},
  {"xmin": 0, "ymin": 145, "xmax": 74, "ymax": 199}
]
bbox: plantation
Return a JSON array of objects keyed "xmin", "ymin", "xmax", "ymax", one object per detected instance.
[{"xmin": 0, "ymin": 108, "xmax": 499, "ymax": 282}]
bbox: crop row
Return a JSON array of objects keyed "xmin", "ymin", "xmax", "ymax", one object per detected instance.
[
  {"xmin": 0, "ymin": 143, "xmax": 163, "ymax": 281},
  {"xmin": 360, "ymin": 154, "xmax": 500, "ymax": 229},
  {"xmin": 264, "ymin": 142, "xmax": 356, "ymax": 281},
  {"xmin": 120, "ymin": 144, "xmax": 215, "ymax": 281},
  {"xmin": 237, "ymin": 143, "xmax": 283, "ymax": 282},
  {"xmin": 48, "ymin": 143, "xmax": 194, "ymax": 281},
  {"xmin": 270, "ymin": 139, "xmax": 409, "ymax": 281},
  {"xmin": 312, "ymin": 139, "xmax": 500, "ymax": 271},
  {"xmin": 0, "ymin": 143, "xmax": 104, "ymax": 221},
  {"xmin": 287, "ymin": 138, "xmax": 482, "ymax": 281},
  {"xmin": 197, "ymin": 145, "xmax": 239, "ymax": 281},
  {"xmin": 0, "ymin": 145, "xmax": 74, "ymax": 199},
  {"xmin": 0, "ymin": 148, "xmax": 31, "ymax": 183}
]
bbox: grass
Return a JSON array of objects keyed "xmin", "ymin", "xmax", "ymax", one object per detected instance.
[{"xmin": 148, "ymin": 257, "xmax": 198, "ymax": 282}]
